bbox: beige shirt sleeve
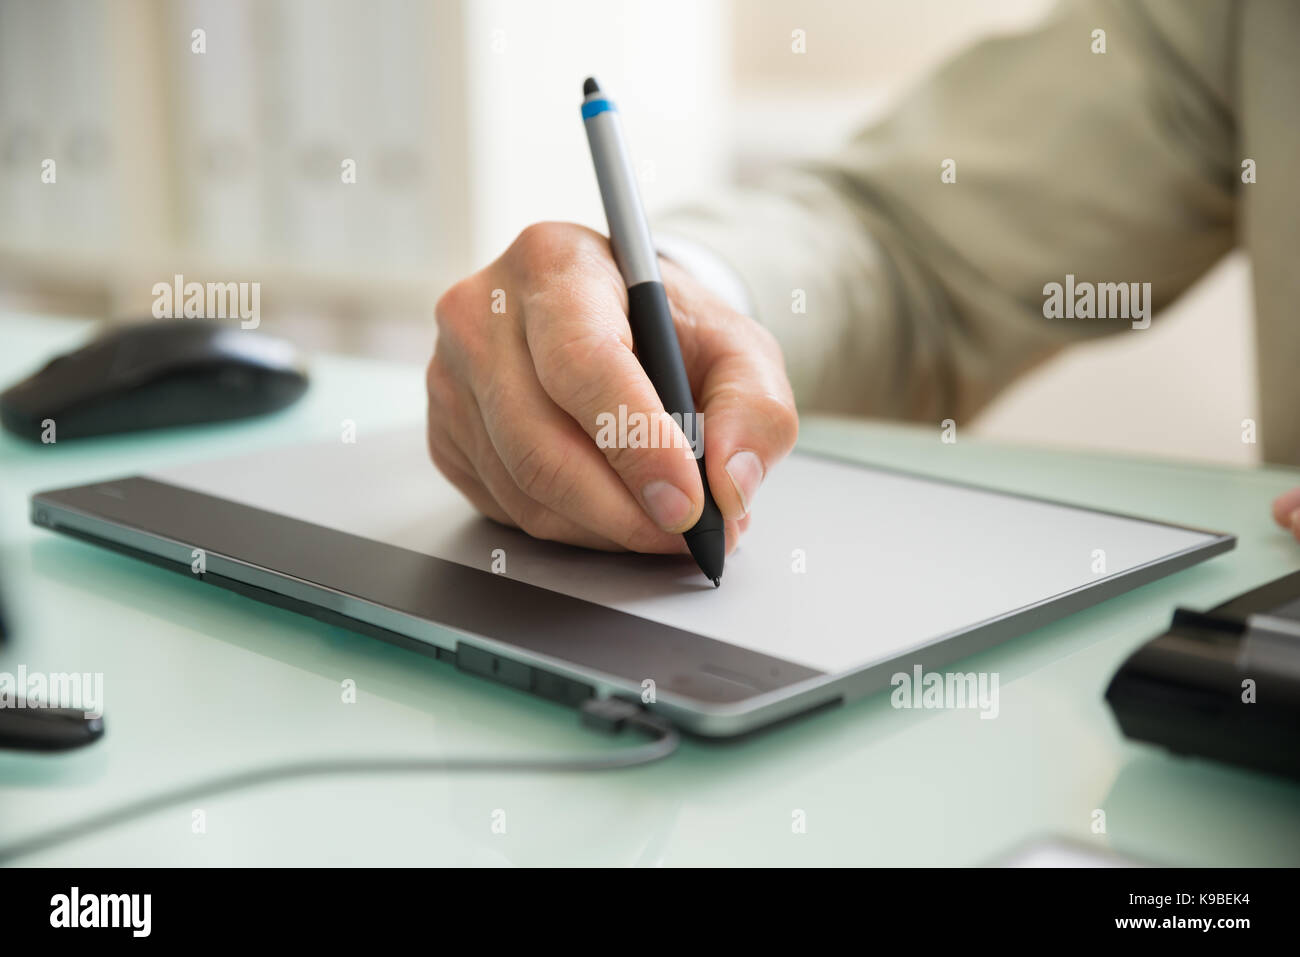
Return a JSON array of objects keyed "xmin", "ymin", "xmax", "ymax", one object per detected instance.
[{"xmin": 658, "ymin": 0, "xmax": 1239, "ymax": 423}]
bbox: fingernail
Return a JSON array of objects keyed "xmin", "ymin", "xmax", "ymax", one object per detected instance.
[
  {"xmin": 725, "ymin": 450, "xmax": 765, "ymax": 516},
  {"xmin": 642, "ymin": 480, "xmax": 695, "ymax": 532}
]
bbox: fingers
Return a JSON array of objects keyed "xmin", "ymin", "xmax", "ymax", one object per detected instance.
[
  {"xmin": 473, "ymin": 327, "xmax": 689, "ymax": 553},
  {"xmin": 426, "ymin": 415, "xmax": 512, "ymax": 529},
  {"xmin": 696, "ymin": 344, "xmax": 799, "ymax": 522},
  {"xmin": 1271, "ymin": 487, "xmax": 1300, "ymax": 538},
  {"xmin": 661, "ymin": 261, "xmax": 799, "ymax": 522},
  {"xmin": 514, "ymin": 231, "xmax": 708, "ymax": 535},
  {"xmin": 529, "ymin": 306, "xmax": 705, "ymax": 533}
]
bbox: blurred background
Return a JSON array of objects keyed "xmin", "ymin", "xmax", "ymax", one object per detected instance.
[{"xmin": 0, "ymin": 0, "xmax": 1257, "ymax": 463}]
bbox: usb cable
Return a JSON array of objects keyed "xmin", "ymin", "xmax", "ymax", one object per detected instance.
[{"xmin": 0, "ymin": 698, "xmax": 677, "ymax": 864}]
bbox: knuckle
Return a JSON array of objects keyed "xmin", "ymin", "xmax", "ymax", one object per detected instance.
[
  {"xmin": 425, "ymin": 354, "xmax": 452, "ymax": 406},
  {"xmin": 434, "ymin": 278, "xmax": 495, "ymax": 370},
  {"xmin": 537, "ymin": 335, "xmax": 637, "ymax": 428},
  {"xmin": 553, "ymin": 327, "xmax": 612, "ymax": 367},
  {"xmin": 754, "ymin": 392, "xmax": 800, "ymax": 449},
  {"xmin": 509, "ymin": 441, "xmax": 572, "ymax": 505},
  {"xmin": 434, "ymin": 278, "xmax": 478, "ymax": 332},
  {"xmin": 508, "ymin": 221, "xmax": 581, "ymax": 279},
  {"xmin": 603, "ymin": 440, "xmax": 645, "ymax": 481},
  {"xmin": 540, "ymin": 333, "xmax": 615, "ymax": 402}
]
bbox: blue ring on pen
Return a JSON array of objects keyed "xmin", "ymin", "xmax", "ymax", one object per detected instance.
[{"xmin": 581, "ymin": 98, "xmax": 616, "ymax": 119}]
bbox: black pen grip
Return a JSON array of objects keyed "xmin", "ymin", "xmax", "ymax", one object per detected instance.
[
  {"xmin": 626, "ymin": 281, "xmax": 724, "ymax": 537},
  {"xmin": 627, "ymin": 281, "xmax": 693, "ymax": 417}
]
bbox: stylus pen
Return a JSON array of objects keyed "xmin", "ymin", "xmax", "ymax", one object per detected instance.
[{"xmin": 581, "ymin": 77, "xmax": 725, "ymax": 587}]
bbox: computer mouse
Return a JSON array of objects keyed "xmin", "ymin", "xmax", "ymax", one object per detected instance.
[
  {"xmin": 0, "ymin": 319, "xmax": 309, "ymax": 441},
  {"xmin": 0, "ymin": 705, "xmax": 104, "ymax": 751}
]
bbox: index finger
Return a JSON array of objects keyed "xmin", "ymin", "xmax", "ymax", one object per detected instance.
[{"xmin": 524, "ymin": 285, "xmax": 708, "ymax": 535}]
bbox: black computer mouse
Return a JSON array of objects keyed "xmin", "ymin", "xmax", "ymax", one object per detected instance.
[
  {"xmin": 0, "ymin": 320, "xmax": 309, "ymax": 441},
  {"xmin": 0, "ymin": 705, "xmax": 104, "ymax": 751}
]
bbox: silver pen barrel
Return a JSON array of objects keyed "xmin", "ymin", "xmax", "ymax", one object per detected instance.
[{"xmin": 582, "ymin": 89, "xmax": 662, "ymax": 287}]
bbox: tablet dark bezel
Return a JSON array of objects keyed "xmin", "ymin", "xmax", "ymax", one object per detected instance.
[{"xmin": 31, "ymin": 477, "xmax": 826, "ymax": 713}]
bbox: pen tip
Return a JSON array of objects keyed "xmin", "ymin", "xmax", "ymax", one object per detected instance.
[
  {"xmin": 583, "ymin": 76, "xmax": 600, "ymax": 96},
  {"xmin": 687, "ymin": 528, "xmax": 725, "ymax": 589},
  {"xmin": 712, "ymin": 577, "xmax": 720, "ymax": 588}
]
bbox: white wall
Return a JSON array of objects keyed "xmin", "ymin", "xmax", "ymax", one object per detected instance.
[
  {"xmin": 0, "ymin": 0, "xmax": 729, "ymax": 310},
  {"xmin": 461, "ymin": 0, "xmax": 729, "ymax": 268}
]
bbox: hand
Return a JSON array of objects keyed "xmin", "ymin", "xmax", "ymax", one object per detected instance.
[
  {"xmin": 1270, "ymin": 488, "xmax": 1300, "ymax": 541},
  {"xmin": 426, "ymin": 222, "xmax": 798, "ymax": 554}
]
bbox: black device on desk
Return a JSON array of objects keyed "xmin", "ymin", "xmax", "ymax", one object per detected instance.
[
  {"xmin": 1106, "ymin": 569, "xmax": 1300, "ymax": 781},
  {"xmin": 0, "ymin": 567, "xmax": 104, "ymax": 751},
  {"xmin": 0, "ymin": 703, "xmax": 104, "ymax": 751},
  {"xmin": 0, "ymin": 319, "xmax": 308, "ymax": 441}
]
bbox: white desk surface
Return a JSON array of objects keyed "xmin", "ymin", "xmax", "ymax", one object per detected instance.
[{"xmin": 2, "ymin": 314, "xmax": 1298, "ymax": 866}]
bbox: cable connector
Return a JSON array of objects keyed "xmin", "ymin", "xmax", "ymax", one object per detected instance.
[
  {"xmin": 579, "ymin": 697, "xmax": 642, "ymax": 734},
  {"xmin": 580, "ymin": 697, "xmax": 670, "ymax": 738}
]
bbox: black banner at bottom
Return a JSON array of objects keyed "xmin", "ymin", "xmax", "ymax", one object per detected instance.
[{"xmin": 0, "ymin": 865, "xmax": 1284, "ymax": 941}]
